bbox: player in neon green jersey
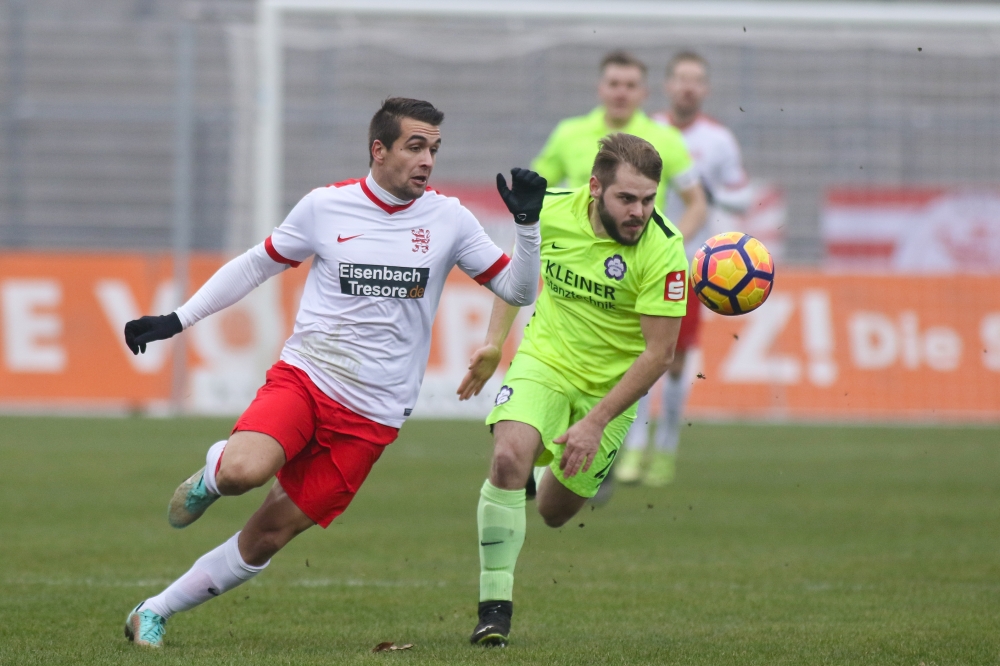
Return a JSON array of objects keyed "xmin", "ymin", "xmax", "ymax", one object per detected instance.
[
  {"xmin": 456, "ymin": 134, "xmax": 688, "ymax": 647},
  {"xmin": 532, "ymin": 51, "xmax": 707, "ymax": 504},
  {"xmin": 532, "ymin": 50, "xmax": 706, "ymax": 238}
]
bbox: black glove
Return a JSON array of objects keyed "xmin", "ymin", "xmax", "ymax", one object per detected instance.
[
  {"xmin": 124, "ymin": 313, "xmax": 183, "ymax": 355},
  {"xmin": 496, "ymin": 168, "xmax": 547, "ymax": 224}
]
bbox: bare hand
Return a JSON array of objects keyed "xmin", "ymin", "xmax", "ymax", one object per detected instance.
[
  {"xmin": 553, "ymin": 417, "xmax": 604, "ymax": 478},
  {"xmin": 456, "ymin": 344, "xmax": 502, "ymax": 401}
]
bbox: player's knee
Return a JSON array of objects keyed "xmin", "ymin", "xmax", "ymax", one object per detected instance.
[
  {"xmin": 216, "ymin": 457, "xmax": 268, "ymax": 495},
  {"xmin": 490, "ymin": 447, "xmax": 530, "ymax": 489},
  {"xmin": 538, "ymin": 506, "xmax": 571, "ymax": 529}
]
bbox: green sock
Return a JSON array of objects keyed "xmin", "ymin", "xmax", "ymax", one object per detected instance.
[{"xmin": 478, "ymin": 480, "xmax": 526, "ymax": 602}]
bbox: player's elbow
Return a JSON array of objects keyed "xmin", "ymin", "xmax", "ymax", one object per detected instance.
[
  {"xmin": 495, "ymin": 279, "xmax": 538, "ymax": 307},
  {"xmin": 650, "ymin": 346, "xmax": 675, "ymax": 374},
  {"xmin": 500, "ymin": 288, "xmax": 537, "ymax": 308},
  {"xmin": 656, "ymin": 355, "xmax": 674, "ymax": 375}
]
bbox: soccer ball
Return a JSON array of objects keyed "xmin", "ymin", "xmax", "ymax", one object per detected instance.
[{"xmin": 690, "ymin": 232, "xmax": 774, "ymax": 316}]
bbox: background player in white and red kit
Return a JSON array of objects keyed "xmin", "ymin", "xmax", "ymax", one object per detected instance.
[
  {"xmin": 616, "ymin": 51, "xmax": 752, "ymax": 486},
  {"xmin": 119, "ymin": 98, "xmax": 546, "ymax": 648}
]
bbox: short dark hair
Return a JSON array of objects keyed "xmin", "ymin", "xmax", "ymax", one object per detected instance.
[
  {"xmin": 368, "ymin": 97, "xmax": 444, "ymax": 165},
  {"xmin": 591, "ymin": 133, "xmax": 662, "ymax": 188},
  {"xmin": 666, "ymin": 50, "xmax": 709, "ymax": 78},
  {"xmin": 600, "ymin": 50, "xmax": 647, "ymax": 77}
]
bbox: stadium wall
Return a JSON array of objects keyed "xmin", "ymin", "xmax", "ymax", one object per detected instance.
[{"xmin": 1, "ymin": 250, "xmax": 997, "ymax": 423}]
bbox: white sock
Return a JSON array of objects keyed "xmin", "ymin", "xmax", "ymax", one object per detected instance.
[
  {"xmin": 202, "ymin": 440, "xmax": 226, "ymax": 496},
  {"xmin": 142, "ymin": 532, "xmax": 268, "ymax": 619},
  {"xmin": 623, "ymin": 393, "xmax": 651, "ymax": 451},
  {"xmin": 654, "ymin": 375, "xmax": 689, "ymax": 454}
]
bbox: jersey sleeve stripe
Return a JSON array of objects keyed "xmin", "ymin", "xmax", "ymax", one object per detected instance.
[
  {"xmin": 264, "ymin": 236, "xmax": 302, "ymax": 268},
  {"xmin": 473, "ymin": 253, "xmax": 511, "ymax": 285}
]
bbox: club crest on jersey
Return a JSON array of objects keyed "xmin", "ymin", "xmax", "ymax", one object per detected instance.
[
  {"xmin": 664, "ymin": 271, "xmax": 686, "ymax": 301},
  {"xmin": 494, "ymin": 385, "xmax": 513, "ymax": 406},
  {"xmin": 604, "ymin": 255, "xmax": 627, "ymax": 281},
  {"xmin": 412, "ymin": 228, "xmax": 430, "ymax": 253}
]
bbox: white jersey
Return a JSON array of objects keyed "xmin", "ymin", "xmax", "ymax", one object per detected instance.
[
  {"xmin": 653, "ymin": 112, "xmax": 751, "ymax": 256},
  {"xmin": 267, "ymin": 176, "xmax": 510, "ymax": 427}
]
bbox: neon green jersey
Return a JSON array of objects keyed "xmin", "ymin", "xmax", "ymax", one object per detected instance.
[
  {"xmin": 531, "ymin": 107, "xmax": 697, "ymax": 210},
  {"xmin": 518, "ymin": 185, "xmax": 689, "ymax": 397}
]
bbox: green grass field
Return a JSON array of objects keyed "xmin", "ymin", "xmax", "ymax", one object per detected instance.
[{"xmin": 1, "ymin": 416, "xmax": 999, "ymax": 665}]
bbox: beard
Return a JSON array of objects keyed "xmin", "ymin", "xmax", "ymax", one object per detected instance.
[
  {"xmin": 596, "ymin": 194, "xmax": 647, "ymax": 247},
  {"xmin": 396, "ymin": 175, "xmax": 429, "ymax": 201}
]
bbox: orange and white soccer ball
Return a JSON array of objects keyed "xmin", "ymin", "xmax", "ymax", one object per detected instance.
[{"xmin": 690, "ymin": 232, "xmax": 774, "ymax": 316}]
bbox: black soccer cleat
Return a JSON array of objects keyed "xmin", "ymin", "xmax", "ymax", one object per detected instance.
[{"xmin": 470, "ymin": 600, "xmax": 513, "ymax": 647}]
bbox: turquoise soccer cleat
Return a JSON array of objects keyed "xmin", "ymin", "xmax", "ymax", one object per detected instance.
[
  {"xmin": 124, "ymin": 603, "xmax": 166, "ymax": 648},
  {"xmin": 167, "ymin": 466, "xmax": 219, "ymax": 528}
]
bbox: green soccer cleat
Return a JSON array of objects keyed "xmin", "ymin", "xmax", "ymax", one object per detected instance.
[
  {"xmin": 124, "ymin": 603, "xmax": 166, "ymax": 648},
  {"xmin": 167, "ymin": 466, "xmax": 219, "ymax": 528},
  {"xmin": 470, "ymin": 600, "xmax": 512, "ymax": 647},
  {"xmin": 613, "ymin": 448, "xmax": 645, "ymax": 485},
  {"xmin": 643, "ymin": 452, "xmax": 676, "ymax": 487}
]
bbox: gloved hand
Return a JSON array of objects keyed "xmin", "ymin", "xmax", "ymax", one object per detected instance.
[
  {"xmin": 496, "ymin": 168, "xmax": 547, "ymax": 224},
  {"xmin": 124, "ymin": 313, "xmax": 183, "ymax": 355}
]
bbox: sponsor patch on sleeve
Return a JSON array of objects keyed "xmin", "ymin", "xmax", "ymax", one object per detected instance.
[{"xmin": 664, "ymin": 271, "xmax": 686, "ymax": 301}]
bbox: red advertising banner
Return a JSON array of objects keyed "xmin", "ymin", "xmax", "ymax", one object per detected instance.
[{"xmin": 822, "ymin": 188, "xmax": 1000, "ymax": 273}]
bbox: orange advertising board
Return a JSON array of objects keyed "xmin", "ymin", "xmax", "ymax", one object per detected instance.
[
  {"xmin": 0, "ymin": 252, "xmax": 997, "ymax": 422},
  {"xmin": 688, "ymin": 270, "xmax": 1000, "ymax": 421},
  {"xmin": 0, "ymin": 252, "xmax": 304, "ymax": 412}
]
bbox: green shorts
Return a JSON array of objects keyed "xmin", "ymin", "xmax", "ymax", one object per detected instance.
[{"xmin": 485, "ymin": 352, "xmax": 635, "ymax": 498}]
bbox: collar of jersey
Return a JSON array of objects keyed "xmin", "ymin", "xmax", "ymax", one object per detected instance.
[
  {"xmin": 589, "ymin": 106, "xmax": 651, "ymax": 135},
  {"xmin": 360, "ymin": 175, "xmax": 416, "ymax": 214}
]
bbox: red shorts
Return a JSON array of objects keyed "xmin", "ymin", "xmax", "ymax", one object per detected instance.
[
  {"xmin": 232, "ymin": 361, "xmax": 398, "ymax": 528},
  {"xmin": 676, "ymin": 281, "xmax": 703, "ymax": 352}
]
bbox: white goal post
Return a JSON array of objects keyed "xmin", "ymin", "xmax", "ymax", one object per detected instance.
[{"xmin": 252, "ymin": 0, "xmax": 1000, "ymax": 242}]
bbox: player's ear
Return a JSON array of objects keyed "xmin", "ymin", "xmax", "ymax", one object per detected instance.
[
  {"xmin": 589, "ymin": 175, "xmax": 602, "ymax": 200},
  {"xmin": 371, "ymin": 139, "xmax": 387, "ymax": 166}
]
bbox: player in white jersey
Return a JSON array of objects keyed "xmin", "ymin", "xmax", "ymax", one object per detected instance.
[
  {"xmin": 119, "ymin": 98, "xmax": 545, "ymax": 648},
  {"xmin": 616, "ymin": 51, "xmax": 752, "ymax": 486}
]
